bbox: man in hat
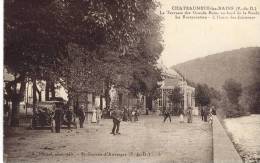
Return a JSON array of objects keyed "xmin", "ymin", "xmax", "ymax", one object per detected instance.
[
  {"xmin": 66, "ymin": 106, "xmax": 76, "ymax": 129},
  {"xmin": 53, "ymin": 107, "xmax": 63, "ymax": 133},
  {"xmin": 78, "ymin": 104, "xmax": 85, "ymax": 128},
  {"xmin": 163, "ymin": 107, "xmax": 171, "ymax": 123},
  {"xmin": 110, "ymin": 105, "xmax": 123, "ymax": 135}
]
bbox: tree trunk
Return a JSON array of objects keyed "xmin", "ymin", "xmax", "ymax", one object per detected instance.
[
  {"xmin": 67, "ymin": 91, "xmax": 74, "ymax": 108},
  {"xmin": 104, "ymin": 80, "xmax": 111, "ymax": 110},
  {"xmin": 100, "ymin": 95, "xmax": 103, "ymax": 110},
  {"xmin": 92, "ymin": 94, "xmax": 96, "ymax": 107},
  {"xmin": 10, "ymin": 95, "xmax": 20, "ymax": 127},
  {"xmin": 33, "ymin": 79, "xmax": 37, "ymax": 113},
  {"xmin": 45, "ymin": 81, "xmax": 50, "ymax": 101},
  {"xmin": 51, "ymin": 82, "xmax": 55, "ymax": 98},
  {"xmin": 118, "ymin": 93, "xmax": 123, "ymax": 108},
  {"xmin": 9, "ymin": 77, "xmax": 26, "ymax": 127}
]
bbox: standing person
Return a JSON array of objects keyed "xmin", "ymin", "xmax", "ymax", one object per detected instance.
[
  {"xmin": 110, "ymin": 105, "xmax": 123, "ymax": 135},
  {"xmin": 131, "ymin": 107, "xmax": 136, "ymax": 122},
  {"xmin": 163, "ymin": 107, "xmax": 171, "ymax": 123},
  {"xmin": 187, "ymin": 107, "xmax": 193, "ymax": 123},
  {"xmin": 4, "ymin": 104, "xmax": 10, "ymax": 125},
  {"xmin": 179, "ymin": 107, "xmax": 184, "ymax": 123},
  {"xmin": 65, "ymin": 106, "xmax": 76, "ymax": 129},
  {"xmin": 128, "ymin": 107, "xmax": 132, "ymax": 122},
  {"xmin": 78, "ymin": 105, "xmax": 85, "ymax": 128},
  {"xmin": 211, "ymin": 106, "xmax": 217, "ymax": 115},
  {"xmin": 91, "ymin": 108, "xmax": 97, "ymax": 123},
  {"xmin": 204, "ymin": 106, "xmax": 209, "ymax": 122},
  {"xmin": 53, "ymin": 108, "xmax": 63, "ymax": 133},
  {"xmin": 122, "ymin": 106, "xmax": 128, "ymax": 121},
  {"xmin": 201, "ymin": 107, "xmax": 205, "ymax": 121},
  {"xmin": 134, "ymin": 108, "xmax": 139, "ymax": 122},
  {"xmin": 96, "ymin": 107, "xmax": 102, "ymax": 124}
]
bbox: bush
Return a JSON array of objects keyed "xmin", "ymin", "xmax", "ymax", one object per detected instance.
[{"xmin": 219, "ymin": 93, "xmax": 247, "ymax": 118}]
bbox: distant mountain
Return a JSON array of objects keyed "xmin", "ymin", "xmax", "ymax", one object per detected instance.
[{"xmin": 171, "ymin": 47, "xmax": 260, "ymax": 90}]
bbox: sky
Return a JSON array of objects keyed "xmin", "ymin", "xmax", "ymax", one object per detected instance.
[{"xmin": 158, "ymin": 0, "xmax": 260, "ymax": 67}]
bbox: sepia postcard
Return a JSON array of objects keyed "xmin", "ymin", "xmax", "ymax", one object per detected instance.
[{"xmin": 3, "ymin": 0, "xmax": 260, "ymax": 163}]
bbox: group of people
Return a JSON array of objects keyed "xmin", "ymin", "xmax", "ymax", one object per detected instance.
[
  {"xmin": 200, "ymin": 105, "xmax": 216, "ymax": 123},
  {"xmin": 122, "ymin": 106, "xmax": 139, "ymax": 122},
  {"xmin": 53, "ymin": 104, "xmax": 86, "ymax": 133},
  {"xmin": 163, "ymin": 106, "xmax": 193, "ymax": 123}
]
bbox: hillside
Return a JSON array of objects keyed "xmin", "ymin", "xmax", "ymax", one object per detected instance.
[{"xmin": 172, "ymin": 47, "xmax": 260, "ymax": 90}]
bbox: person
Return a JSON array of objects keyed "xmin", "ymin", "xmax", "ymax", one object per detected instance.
[
  {"xmin": 204, "ymin": 106, "xmax": 209, "ymax": 122},
  {"xmin": 201, "ymin": 107, "xmax": 205, "ymax": 121},
  {"xmin": 91, "ymin": 108, "xmax": 97, "ymax": 123},
  {"xmin": 131, "ymin": 107, "xmax": 136, "ymax": 122},
  {"xmin": 211, "ymin": 106, "xmax": 216, "ymax": 115},
  {"xmin": 65, "ymin": 106, "xmax": 76, "ymax": 129},
  {"xmin": 163, "ymin": 107, "xmax": 171, "ymax": 123},
  {"xmin": 96, "ymin": 107, "xmax": 102, "ymax": 124},
  {"xmin": 187, "ymin": 107, "xmax": 193, "ymax": 123},
  {"xmin": 110, "ymin": 105, "xmax": 123, "ymax": 135},
  {"xmin": 4, "ymin": 104, "xmax": 10, "ymax": 125},
  {"xmin": 134, "ymin": 108, "xmax": 139, "ymax": 122},
  {"xmin": 78, "ymin": 105, "xmax": 85, "ymax": 128},
  {"xmin": 122, "ymin": 106, "xmax": 128, "ymax": 121},
  {"xmin": 179, "ymin": 108, "xmax": 184, "ymax": 123},
  {"xmin": 53, "ymin": 108, "xmax": 63, "ymax": 133},
  {"xmin": 146, "ymin": 108, "xmax": 149, "ymax": 115},
  {"xmin": 128, "ymin": 107, "xmax": 132, "ymax": 122}
]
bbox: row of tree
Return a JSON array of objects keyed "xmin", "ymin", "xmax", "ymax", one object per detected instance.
[
  {"xmin": 4, "ymin": 0, "xmax": 164, "ymax": 126},
  {"xmin": 194, "ymin": 78, "xmax": 259, "ymax": 118}
]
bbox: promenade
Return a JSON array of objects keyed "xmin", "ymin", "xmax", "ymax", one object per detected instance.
[{"xmin": 4, "ymin": 115, "xmax": 212, "ymax": 163}]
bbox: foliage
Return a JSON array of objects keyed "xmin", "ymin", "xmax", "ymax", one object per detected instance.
[
  {"xmin": 219, "ymin": 93, "xmax": 247, "ymax": 118},
  {"xmin": 4, "ymin": 0, "xmax": 164, "ymax": 118},
  {"xmin": 222, "ymin": 79, "xmax": 242, "ymax": 105},
  {"xmin": 195, "ymin": 84, "xmax": 211, "ymax": 106},
  {"xmin": 240, "ymin": 82, "xmax": 260, "ymax": 114}
]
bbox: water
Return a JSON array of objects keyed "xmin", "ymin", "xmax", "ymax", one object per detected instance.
[{"xmin": 224, "ymin": 114, "xmax": 260, "ymax": 163}]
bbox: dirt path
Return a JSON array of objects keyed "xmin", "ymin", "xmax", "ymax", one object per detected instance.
[{"xmin": 4, "ymin": 115, "xmax": 212, "ymax": 163}]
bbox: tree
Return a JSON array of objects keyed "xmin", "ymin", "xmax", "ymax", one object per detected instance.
[
  {"xmin": 222, "ymin": 79, "xmax": 242, "ymax": 106},
  {"xmin": 240, "ymin": 82, "xmax": 260, "ymax": 114},
  {"xmin": 195, "ymin": 84, "xmax": 211, "ymax": 107},
  {"xmin": 4, "ymin": 0, "xmax": 164, "ymax": 124}
]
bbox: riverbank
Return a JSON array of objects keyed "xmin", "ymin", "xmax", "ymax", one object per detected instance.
[{"xmin": 224, "ymin": 114, "xmax": 260, "ymax": 163}]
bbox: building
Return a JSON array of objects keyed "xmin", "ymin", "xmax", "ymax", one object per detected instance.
[{"xmin": 154, "ymin": 64, "xmax": 197, "ymax": 115}]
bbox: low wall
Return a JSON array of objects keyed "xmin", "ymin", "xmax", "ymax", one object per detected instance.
[{"xmin": 213, "ymin": 116, "xmax": 243, "ymax": 163}]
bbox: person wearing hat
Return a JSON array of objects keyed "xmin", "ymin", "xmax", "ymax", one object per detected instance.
[
  {"xmin": 65, "ymin": 106, "xmax": 76, "ymax": 129},
  {"xmin": 78, "ymin": 104, "xmax": 85, "ymax": 128},
  {"xmin": 53, "ymin": 107, "xmax": 63, "ymax": 133},
  {"xmin": 110, "ymin": 105, "xmax": 123, "ymax": 135}
]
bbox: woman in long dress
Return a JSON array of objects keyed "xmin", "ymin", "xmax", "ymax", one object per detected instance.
[
  {"xmin": 91, "ymin": 108, "xmax": 97, "ymax": 123},
  {"xmin": 96, "ymin": 107, "xmax": 102, "ymax": 124},
  {"xmin": 179, "ymin": 108, "xmax": 184, "ymax": 123},
  {"xmin": 187, "ymin": 107, "xmax": 193, "ymax": 123}
]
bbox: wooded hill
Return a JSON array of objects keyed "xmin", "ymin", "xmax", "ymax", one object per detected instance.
[{"xmin": 172, "ymin": 47, "xmax": 260, "ymax": 90}]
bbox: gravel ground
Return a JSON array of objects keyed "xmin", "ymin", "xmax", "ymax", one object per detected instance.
[{"xmin": 4, "ymin": 115, "xmax": 212, "ymax": 163}]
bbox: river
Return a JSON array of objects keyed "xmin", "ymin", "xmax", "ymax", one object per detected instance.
[{"xmin": 224, "ymin": 114, "xmax": 260, "ymax": 163}]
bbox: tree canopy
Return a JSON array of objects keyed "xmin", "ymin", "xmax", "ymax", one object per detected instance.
[{"xmin": 4, "ymin": 0, "xmax": 164, "ymax": 118}]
